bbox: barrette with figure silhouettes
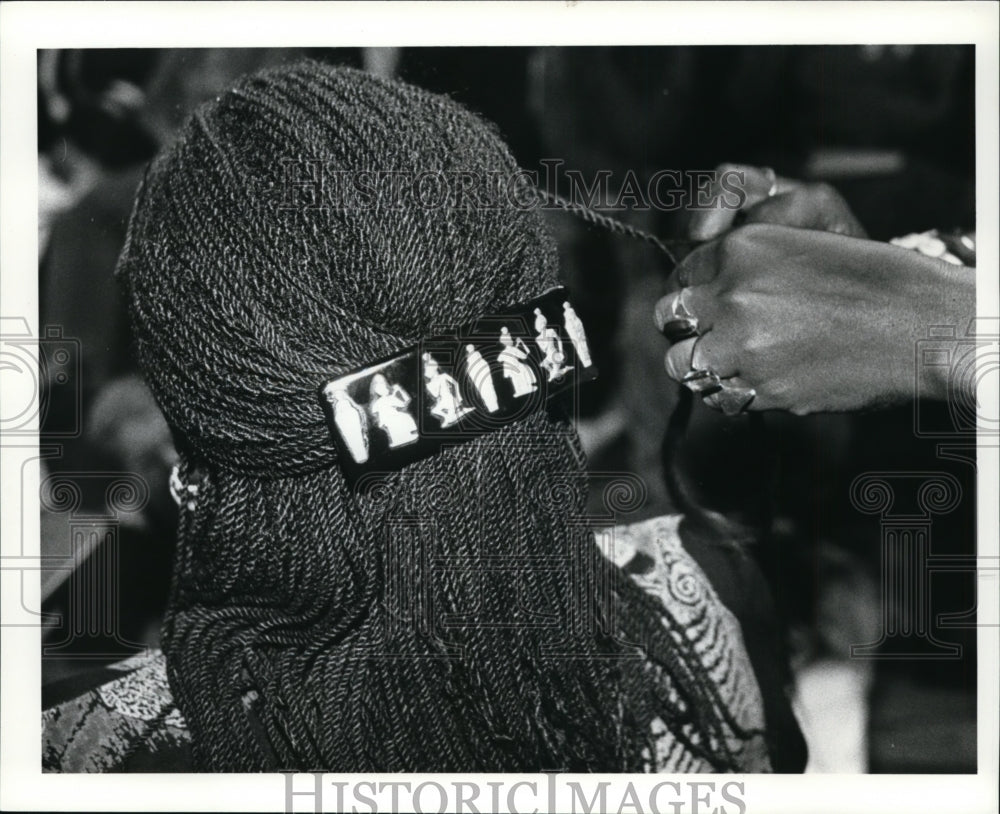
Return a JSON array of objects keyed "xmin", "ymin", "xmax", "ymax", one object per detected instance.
[{"xmin": 319, "ymin": 287, "xmax": 596, "ymax": 486}]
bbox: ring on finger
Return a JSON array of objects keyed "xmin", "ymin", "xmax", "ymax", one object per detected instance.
[
  {"xmin": 682, "ymin": 366, "xmax": 723, "ymax": 395},
  {"xmin": 704, "ymin": 381, "xmax": 757, "ymax": 416},
  {"xmin": 660, "ymin": 288, "xmax": 700, "ymax": 342}
]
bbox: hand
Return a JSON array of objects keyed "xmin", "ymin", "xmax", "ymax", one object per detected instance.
[
  {"xmin": 690, "ymin": 164, "xmax": 867, "ymax": 242},
  {"xmin": 654, "ymin": 224, "xmax": 974, "ymax": 415}
]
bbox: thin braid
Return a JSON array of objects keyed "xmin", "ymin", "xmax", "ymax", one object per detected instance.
[
  {"xmin": 539, "ymin": 188, "xmax": 685, "ymax": 268},
  {"xmin": 549, "ymin": 200, "xmax": 763, "ymax": 766}
]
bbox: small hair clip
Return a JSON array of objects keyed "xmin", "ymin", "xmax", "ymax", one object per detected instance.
[
  {"xmin": 319, "ymin": 287, "xmax": 597, "ymax": 486},
  {"xmin": 169, "ymin": 461, "xmax": 201, "ymax": 510}
]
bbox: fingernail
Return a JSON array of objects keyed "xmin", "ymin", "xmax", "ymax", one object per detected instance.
[{"xmin": 660, "ymin": 317, "xmax": 699, "ymax": 343}]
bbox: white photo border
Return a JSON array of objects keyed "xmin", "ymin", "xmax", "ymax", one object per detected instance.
[{"xmin": 2, "ymin": 2, "xmax": 997, "ymax": 812}]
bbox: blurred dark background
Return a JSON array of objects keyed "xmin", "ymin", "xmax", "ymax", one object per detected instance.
[{"xmin": 37, "ymin": 46, "xmax": 977, "ymax": 773}]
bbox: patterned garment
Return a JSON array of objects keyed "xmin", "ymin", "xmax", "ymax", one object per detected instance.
[
  {"xmin": 609, "ymin": 515, "xmax": 772, "ymax": 772},
  {"xmin": 41, "ymin": 515, "xmax": 780, "ymax": 772},
  {"xmin": 42, "ymin": 650, "xmax": 190, "ymax": 772}
]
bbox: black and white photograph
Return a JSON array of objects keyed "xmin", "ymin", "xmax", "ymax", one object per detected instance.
[{"xmin": 1, "ymin": 3, "xmax": 998, "ymax": 813}]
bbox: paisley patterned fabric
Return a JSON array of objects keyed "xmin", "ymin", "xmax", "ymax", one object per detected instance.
[
  {"xmin": 42, "ymin": 650, "xmax": 189, "ymax": 772},
  {"xmin": 610, "ymin": 515, "xmax": 772, "ymax": 772},
  {"xmin": 41, "ymin": 515, "xmax": 776, "ymax": 773}
]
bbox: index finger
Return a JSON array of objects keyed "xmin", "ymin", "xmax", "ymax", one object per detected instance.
[
  {"xmin": 672, "ymin": 238, "xmax": 722, "ymax": 289},
  {"xmin": 688, "ymin": 164, "xmax": 795, "ymax": 241}
]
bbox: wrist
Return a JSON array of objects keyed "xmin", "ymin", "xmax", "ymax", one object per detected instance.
[{"xmin": 898, "ymin": 249, "xmax": 976, "ymax": 403}]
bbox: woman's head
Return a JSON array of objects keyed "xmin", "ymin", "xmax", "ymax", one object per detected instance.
[
  {"xmin": 118, "ymin": 60, "xmax": 560, "ymax": 477},
  {"xmin": 116, "ymin": 60, "xmax": 640, "ymax": 772}
]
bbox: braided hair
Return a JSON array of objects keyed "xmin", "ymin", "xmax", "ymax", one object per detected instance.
[{"xmin": 117, "ymin": 60, "xmax": 758, "ymax": 772}]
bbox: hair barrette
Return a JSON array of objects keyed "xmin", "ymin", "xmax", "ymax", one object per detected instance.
[{"xmin": 319, "ymin": 287, "xmax": 597, "ymax": 486}]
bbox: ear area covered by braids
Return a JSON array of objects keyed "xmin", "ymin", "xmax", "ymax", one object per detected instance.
[{"xmin": 117, "ymin": 59, "xmax": 768, "ymax": 773}]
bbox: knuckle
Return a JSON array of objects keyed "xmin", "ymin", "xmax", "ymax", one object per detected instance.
[
  {"xmin": 710, "ymin": 281, "xmax": 737, "ymax": 311},
  {"xmin": 717, "ymin": 229, "xmax": 743, "ymax": 260},
  {"xmin": 736, "ymin": 221, "xmax": 773, "ymax": 240},
  {"xmin": 740, "ymin": 332, "xmax": 769, "ymax": 363},
  {"xmin": 718, "ymin": 223, "xmax": 767, "ymax": 261},
  {"xmin": 810, "ymin": 182, "xmax": 841, "ymax": 206}
]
